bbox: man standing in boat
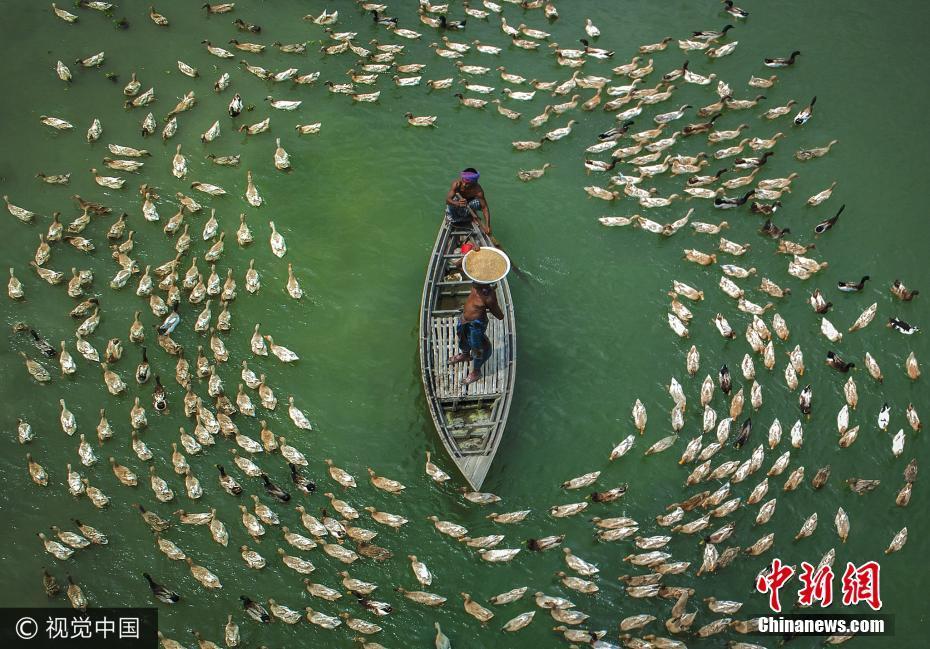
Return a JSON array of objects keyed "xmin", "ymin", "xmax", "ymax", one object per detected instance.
[
  {"xmin": 445, "ymin": 168, "xmax": 491, "ymax": 234},
  {"xmin": 451, "ymin": 281, "xmax": 504, "ymax": 385}
]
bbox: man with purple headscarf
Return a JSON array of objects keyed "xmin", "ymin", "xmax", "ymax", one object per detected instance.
[{"xmin": 445, "ymin": 167, "xmax": 491, "ymax": 233}]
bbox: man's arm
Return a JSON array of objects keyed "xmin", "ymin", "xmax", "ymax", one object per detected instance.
[
  {"xmin": 446, "ymin": 181, "xmax": 466, "ymax": 207},
  {"xmin": 477, "ymin": 190, "xmax": 491, "ymax": 231},
  {"xmin": 488, "ymin": 293, "xmax": 505, "ymax": 320}
]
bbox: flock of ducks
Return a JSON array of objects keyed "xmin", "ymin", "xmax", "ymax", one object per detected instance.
[{"xmin": 11, "ymin": 1, "xmax": 922, "ymax": 648}]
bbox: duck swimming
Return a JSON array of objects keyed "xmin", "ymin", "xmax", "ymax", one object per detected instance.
[
  {"xmin": 765, "ymin": 50, "xmax": 801, "ymax": 67},
  {"xmin": 144, "ymin": 573, "xmax": 180, "ymax": 604},
  {"xmin": 837, "ymin": 275, "xmax": 869, "ymax": 292},
  {"xmin": 723, "ymin": 0, "xmax": 749, "ymax": 18},
  {"xmin": 714, "ymin": 190, "xmax": 754, "ymax": 209},
  {"xmin": 826, "ymin": 351, "xmax": 855, "ymax": 372},
  {"xmin": 794, "ymin": 96, "xmax": 817, "ymax": 125},
  {"xmin": 814, "ymin": 204, "xmax": 845, "ymax": 234},
  {"xmin": 891, "ymin": 279, "xmax": 919, "ymax": 300},
  {"xmin": 888, "ymin": 317, "xmax": 919, "ymax": 335},
  {"xmin": 797, "ymin": 139, "xmax": 838, "ymax": 160}
]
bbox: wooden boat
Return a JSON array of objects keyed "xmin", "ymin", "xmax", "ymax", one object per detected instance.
[{"xmin": 419, "ymin": 217, "xmax": 516, "ymax": 489}]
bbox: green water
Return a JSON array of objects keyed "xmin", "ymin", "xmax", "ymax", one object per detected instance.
[{"xmin": 0, "ymin": 1, "xmax": 927, "ymax": 647}]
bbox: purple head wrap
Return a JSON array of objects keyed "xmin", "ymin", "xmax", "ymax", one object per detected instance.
[{"xmin": 460, "ymin": 170, "xmax": 480, "ymax": 182}]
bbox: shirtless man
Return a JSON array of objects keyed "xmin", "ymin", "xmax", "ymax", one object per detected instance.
[
  {"xmin": 445, "ymin": 167, "xmax": 492, "ymax": 233},
  {"xmin": 450, "ymin": 281, "xmax": 505, "ymax": 385}
]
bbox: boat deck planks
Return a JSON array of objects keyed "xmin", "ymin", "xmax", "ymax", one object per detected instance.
[{"xmin": 430, "ymin": 315, "xmax": 507, "ymax": 399}]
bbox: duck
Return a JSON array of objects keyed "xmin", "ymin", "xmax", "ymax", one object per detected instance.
[
  {"xmin": 228, "ymin": 39, "xmax": 264, "ymax": 55},
  {"xmin": 760, "ymin": 99, "xmax": 798, "ymax": 120},
  {"xmin": 239, "ymin": 116, "xmax": 271, "ymax": 135},
  {"xmin": 681, "ymin": 115, "xmax": 720, "ymax": 137},
  {"xmin": 214, "ymin": 464, "xmax": 241, "ymax": 495},
  {"xmin": 749, "ymin": 133, "xmax": 785, "ymax": 150},
  {"xmin": 794, "ymin": 96, "xmax": 817, "ymax": 125},
  {"xmin": 887, "ymin": 278, "xmax": 917, "ymax": 301},
  {"xmin": 272, "ymin": 40, "xmax": 309, "ymax": 54},
  {"xmin": 888, "ymin": 317, "xmax": 920, "ymax": 335},
  {"xmin": 426, "ymin": 76, "xmax": 453, "ymax": 89},
  {"xmin": 404, "ymin": 554, "xmax": 433, "ymax": 586},
  {"xmin": 759, "ymin": 219, "xmax": 790, "ymax": 239},
  {"xmin": 52, "ymin": 3, "xmax": 79, "ymax": 22},
  {"xmin": 288, "ymin": 463, "xmax": 315, "ymax": 495},
  {"xmin": 241, "ymin": 170, "xmax": 263, "ymax": 207},
  {"xmin": 837, "ymin": 275, "xmax": 870, "ymax": 293},
  {"xmin": 263, "ymin": 335, "xmax": 298, "ymax": 363},
  {"xmin": 685, "ymin": 169, "xmax": 727, "ymax": 190},
  {"xmin": 453, "ymin": 93, "xmax": 486, "ymax": 108},
  {"xmin": 517, "ymin": 164, "xmax": 552, "ymax": 181},
  {"xmin": 683, "ymin": 69, "xmax": 716, "ymax": 85},
  {"xmin": 38, "ymin": 532, "xmax": 74, "ymax": 561},
  {"xmin": 50, "ymin": 525, "xmax": 89, "ymax": 550},
  {"xmin": 36, "ymin": 172, "xmax": 71, "ymax": 186},
  {"xmin": 439, "ymin": 15, "xmax": 466, "ymax": 30},
  {"xmin": 721, "ymin": 168, "xmax": 758, "ymax": 189},
  {"xmin": 748, "ymin": 74, "xmax": 778, "ymax": 89},
  {"xmin": 459, "ymin": 79, "xmax": 493, "ymax": 94},
  {"xmin": 723, "ymin": 0, "xmax": 749, "ymax": 17},
  {"xmin": 149, "ymin": 465, "xmax": 174, "ymax": 502},
  {"xmin": 692, "ymin": 25, "xmax": 734, "ymax": 42},
  {"xmin": 513, "ymin": 139, "xmax": 544, "ymax": 151},
  {"xmin": 762, "ymin": 47, "xmax": 802, "ymax": 66},
  {"xmin": 240, "ymin": 595, "xmax": 271, "ymax": 622},
  {"xmin": 654, "ymin": 104, "xmax": 692, "ymax": 125},
  {"xmin": 808, "ymin": 289, "xmax": 832, "ymax": 314},
  {"xmin": 684, "ymin": 249, "xmax": 717, "ymax": 266},
  {"xmin": 133, "ymin": 346, "xmax": 151, "ymax": 384},
  {"xmin": 85, "ymin": 117, "xmax": 102, "ymax": 143},
  {"xmin": 580, "ymin": 39, "xmax": 613, "ymax": 59},
  {"xmin": 734, "ymin": 152, "xmax": 773, "ymax": 169},
  {"xmin": 826, "ymin": 351, "xmax": 855, "ymax": 372},
  {"xmin": 350, "ymin": 591, "xmax": 393, "ymax": 616},
  {"xmin": 89, "ymin": 168, "xmax": 125, "ymax": 190},
  {"xmin": 724, "ymin": 94, "xmax": 766, "ymax": 110},
  {"xmin": 371, "ymin": 10, "xmax": 397, "ymax": 26},
  {"xmin": 325, "ymin": 459, "xmax": 357, "ymax": 488},
  {"xmin": 144, "ymin": 573, "xmax": 180, "ymax": 604},
  {"xmin": 814, "ymin": 204, "xmax": 845, "ymax": 234},
  {"xmin": 226, "ymin": 93, "xmax": 243, "ymax": 118},
  {"xmin": 806, "ymin": 181, "xmax": 838, "ymax": 207},
  {"xmin": 66, "ymin": 575, "xmax": 87, "ymax": 610},
  {"xmin": 365, "ymin": 506, "xmax": 408, "ymax": 528},
  {"xmin": 639, "ymin": 37, "xmax": 672, "ymax": 53},
  {"xmin": 260, "ymin": 220, "xmax": 287, "ymax": 258},
  {"xmin": 794, "ymin": 145, "xmax": 838, "ymax": 166},
  {"xmin": 713, "ymin": 138, "xmax": 749, "ymax": 159},
  {"xmin": 714, "ymin": 190, "xmax": 754, "ymax": 209},
  {"xmin": 502, "ymin": 87, "xmax": 536, "ymax": 102}
]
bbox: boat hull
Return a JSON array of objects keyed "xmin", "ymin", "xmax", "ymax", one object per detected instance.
[{"xmin": 418, "ymin": 218, "xmax": 516, "ymax": 489}]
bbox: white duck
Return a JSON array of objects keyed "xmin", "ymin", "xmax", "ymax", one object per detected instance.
[
  {"xmin": 268, "ymin": 221, "xmax": 286, "ymax": 257},
  {"xmin": 245, "ymin": 171, "xmax": 262, "ymax": 207}
]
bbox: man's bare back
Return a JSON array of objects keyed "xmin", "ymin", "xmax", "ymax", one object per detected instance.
[{"xmin": 463, "ymin": 283, "xmax": 504, "ymax": 322}]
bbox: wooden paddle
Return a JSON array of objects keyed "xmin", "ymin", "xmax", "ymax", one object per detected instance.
[{"xmin": 465, "ymin": 204, "xmax": 527, "ymax": 279}]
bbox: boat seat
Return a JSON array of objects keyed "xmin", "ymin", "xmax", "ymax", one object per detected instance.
[{"xmin": 429, "ymin": 316, "xmax": 507, "ymax": 399}]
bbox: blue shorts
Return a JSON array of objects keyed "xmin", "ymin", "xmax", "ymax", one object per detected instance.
[
  {"xmin": 445, "ymin": 198, "xmax": 482, "ymax": 226},
  {"xmin": 457, "ymin": 317, "xmax": 491, "ymax": 372}
]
